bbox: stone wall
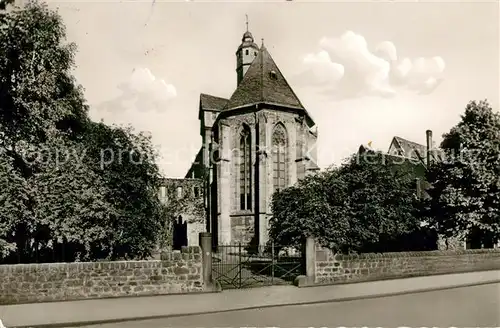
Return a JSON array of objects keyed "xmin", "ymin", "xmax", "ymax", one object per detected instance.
[
  {"xmin": 0, "ymin": 246, "xmax": 205, "ymax": 305},
  {"xmin": 314, "ymin": 245, "xmax": 500, "ymax": 285}
]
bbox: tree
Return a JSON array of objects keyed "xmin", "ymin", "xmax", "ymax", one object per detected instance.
[
  {"xmin": 0, "ymin": 2, "xmax": 91, "ymax": 262},
  {"xmin": 81, "ymin": 122, "xmax": 165, "ymax": 259},
  {"xmin": 340, "ymin": 152, "xmax": 431, "ymax": 252},
  {"xmin": 425, "ymin": 100, "xmax": 500, "ymax": 248},
  {"xmin": 269, "ymin": 169, "xmax": 350, "ymax": 252},
  {"xmin": 0, "ymin": 2, "xmax": 165, "ymax": 262},
  {"xmin": 270, "ymin": 151, "xmax": 429, "ymax": 253}
]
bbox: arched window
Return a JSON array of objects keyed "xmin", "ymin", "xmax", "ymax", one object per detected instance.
[
  {"xmin": 272, "ymin": 124, "xmax": 288, "ymax": 193},
  {"xmin": 239, "ymin": 125, "xmax": 252, "ymax": 210}
]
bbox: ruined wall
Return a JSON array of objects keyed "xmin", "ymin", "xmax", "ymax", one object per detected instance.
[
  {"xmin": 437, "ymin": 234, "xmax": 466, "ymax": 251},
  {"xmin": 0, "ymin": 246, "xmax": 204, "ymax": 305},
  {"xmin": 162, "ymin": 178, "xmax": 205, "ymax": 246}
]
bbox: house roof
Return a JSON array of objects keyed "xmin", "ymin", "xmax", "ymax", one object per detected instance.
[
  {"xmin": 224, "ymin": 45, "xmax": 305, "ymax": 111},
  {"xmin": 391, "ymin": 136, "xmax": 445, "ymax": 162},
  {"xmin": 200, "ymin": 93, "xmax": 229, "ymax": 111},
  {"xmin": 392, "ymin": 136, "xmax": 427, "ymax": 159},
  {"xmin": 359, "ymin": 144, "xmax": 423, "ymax": 164}
]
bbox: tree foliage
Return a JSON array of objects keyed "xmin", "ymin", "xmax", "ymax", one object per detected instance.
[
  {"xmin": 0, "ymin": 3, "xmax": 164, "ymax": 262},
  {"xmin": 270, "ymin": 152, "xmax": 431, "ymax": 253},
  {"xmin": 425, "ymin": 100, "xmax": 500, "ymax": 247}
]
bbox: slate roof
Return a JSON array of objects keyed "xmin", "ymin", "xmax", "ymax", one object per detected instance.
[
  {"xmin": 391, "ymin": 136, "xmax": 445, "ymax": 162},
  {"xmin": 392, "ymin": 136, "xmax": 427, "ymax": 160},
  {"xmin": 359, "ymin": 144, "xmax": 423, "ymax": 165},
  {"xmin": 224, "ymin": 45, "xmax": 305, "ymax": 111},
  {"xmin": 200, "ymin": 93, "xmax": 228, "ymax": 111}
]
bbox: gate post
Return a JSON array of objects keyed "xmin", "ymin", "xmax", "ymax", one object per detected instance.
[
  {"xmin": 295, "ymin": 236, "xmax": 316, "ymax": 287},
  {"xmin": 199, "ymin": 232, "xmax": 216, "ymax": 290},
  {"xmin": 305, "ymin": 237, "xmax": 316, "ymax": 282}
]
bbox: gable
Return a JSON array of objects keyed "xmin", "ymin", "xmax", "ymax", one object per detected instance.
[
  {"xmin": 392, "ymin": 136, "xmax": 427, "ymax": 161},
  {"xmin": 388, "ymin": 138, "xmax": 403, "ymax": 156}
]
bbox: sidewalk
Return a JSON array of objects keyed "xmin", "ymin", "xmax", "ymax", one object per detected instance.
[{"xmin": 1, "ymin": 270, "xmax": 500, "ymax": 328}]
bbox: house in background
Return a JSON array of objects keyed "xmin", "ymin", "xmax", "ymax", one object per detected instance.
[{"xmin": 361, "ymin": 130, "xmax": 499, "ymax": 251}]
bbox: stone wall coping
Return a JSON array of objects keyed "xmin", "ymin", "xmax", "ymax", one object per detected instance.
[{"xmin": 317, "ymin": 248, "xmax": 500, "ymax": 261}]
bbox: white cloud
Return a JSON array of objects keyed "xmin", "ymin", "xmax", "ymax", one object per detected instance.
[
  {"xmin": 98, "ymin": 67, "xmax": 177, "ymax": 113},
  {"xmin": 375, "ymin": 41, "xmax": 398, "ymax": 62},
  {"xmin": 296, "ymin": 31, "xmax": 446, "ymax": 99},
  {"xmin": 294, "ymin": 50, "xmax": 344, "ymax": 89}
]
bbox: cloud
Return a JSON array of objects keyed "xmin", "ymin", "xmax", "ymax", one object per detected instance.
[
  {"xmin": 98, "ymin": 67, "xmax": 177, "ymax": 113},
  {"xmin": 295, "ymin": 31, "xmax": 445, "ymax": 99},
  {"xmin": 293, "ymin": 51, "xmax": 344, "ymax": 90}
]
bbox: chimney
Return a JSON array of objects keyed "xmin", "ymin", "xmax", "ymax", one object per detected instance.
[{"xmin": 426, "ymin": 129, "xmax": 433, "ymax": 168}]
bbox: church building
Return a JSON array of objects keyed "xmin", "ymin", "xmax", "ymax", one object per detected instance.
[{"xmin": 184, "ymin": 26, "xmax": 320, "ymax": 247}]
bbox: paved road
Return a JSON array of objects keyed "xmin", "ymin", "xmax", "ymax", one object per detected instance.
[{"xmin": 78, "ymin": 283, "xmax": 500, "ymax": 328}]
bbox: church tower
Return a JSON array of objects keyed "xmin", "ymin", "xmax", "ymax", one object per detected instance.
[{"xmin": 236, "ymin": 17, "xmax": 259, "ymax": 85}]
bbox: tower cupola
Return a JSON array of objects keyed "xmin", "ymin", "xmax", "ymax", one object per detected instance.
[{"xmin": 236, "ymin": 15, "xmax": 259, "ymax": 86}]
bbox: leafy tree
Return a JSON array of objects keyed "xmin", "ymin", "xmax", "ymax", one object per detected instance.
[
  {"xmin": 425, "ymin": 100, "xmax": 500, "ymax": 248},
  {"xmin": 270, "ymin": 169, "xmax": 350, "ymax": 252},
  {"xmin": 0, "ymin": 2, "xmax": 165, "ymax": 262},
  {"xmin": 340, "ymin": 152, "xmax": 432, "ymax": 252},
  {"xmin": 0, "ymin": 2, "xmax": 90, "ymax": 262},
  {"xmin": 81, "ymin": 122, "xmax": 165, "ymax": 259},
  {"xmin": 270, "ymin": 151, "xmax": 430, "ymax": 253}
]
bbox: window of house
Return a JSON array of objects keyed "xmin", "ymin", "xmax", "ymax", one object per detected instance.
[
  {"xmin": 254, "ymin": 51, "xmax": 257, "ymax": 56},
  {"xmin": 194, "ymin": 187, "xmax": 200, "ymax": 198},
  {"xmin": 269, "ymin": 70, "xmax": 278, "ymax": 80},
  {"xmin": 239, "ymin": 125, "xmax": 252, "ymax": 210},
  {"xmin": 177, "ymin": 186, "xmax": 183, "ymax": 199},
  {"xmin": 272, "ymin": 124, "xmax": 287, "ymax": 193}
]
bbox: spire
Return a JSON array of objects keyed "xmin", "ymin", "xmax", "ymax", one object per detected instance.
[
  {"xmin": 245, "ymin": 14, "xmax": 249, "ymax": 32},
  {"xmin": 261, "ymin": 38, "xmax": 265, "ymax": 49}
]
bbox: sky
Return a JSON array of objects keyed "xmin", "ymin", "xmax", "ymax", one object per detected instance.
[{"xmin": 44, "ymin": 0, "xmax": 499, "ymax": 178}]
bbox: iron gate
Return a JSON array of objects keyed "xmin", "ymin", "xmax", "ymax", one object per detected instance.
[{"xmin": 212, "ymin": 242, "xmax": 304, "ymax": 289}]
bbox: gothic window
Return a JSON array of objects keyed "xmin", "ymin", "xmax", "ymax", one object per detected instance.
[
  {"xmin": 239, "ymin": 125, "xmax": 252, "ymax": 210},
  {"xmin": 272, "ymin": 123, "xmax": 288, "ymax": 193},
  {"xmin": 177, "ymin": 186, "xmax": 183, "ymax": 199}
]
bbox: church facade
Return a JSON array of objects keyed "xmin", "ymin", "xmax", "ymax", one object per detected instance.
[{"xmin": 183, "ymin": 28, "xmax": 320, "ymax": 247}]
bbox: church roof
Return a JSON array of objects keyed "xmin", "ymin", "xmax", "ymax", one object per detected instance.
[
  {"xmin": 224, "ymin": 45, "xmax": 305, "ymax": 111},
  {"xmin": 200, "ymin": 93, "xmax": 229, "ymax": 111}
]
